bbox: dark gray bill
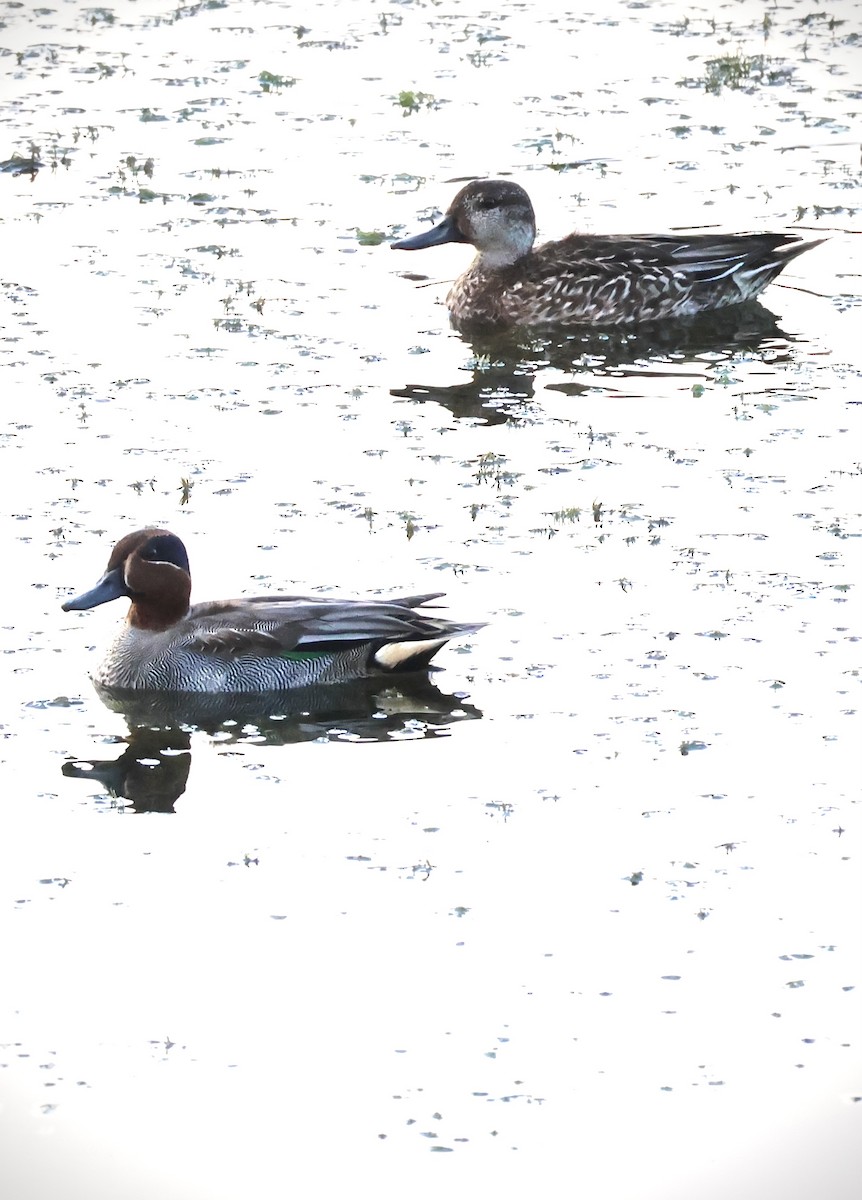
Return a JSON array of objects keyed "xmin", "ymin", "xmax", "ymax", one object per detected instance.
[
  {"xmin": 62, "ymin": 566, "xmax": 128, "ymax": 612},
  {"xmin": 391, "ymin": 213, "xmax": 466, "ymax": 251}
]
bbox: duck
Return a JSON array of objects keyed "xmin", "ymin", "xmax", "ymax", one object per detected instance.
[
  {"xmin": 61, "ymin": 528, "xmax": 483, "ymax": 694},
  {"xmin": 391, "ymin": 179, "xmax": 824, "ymax": 331}
]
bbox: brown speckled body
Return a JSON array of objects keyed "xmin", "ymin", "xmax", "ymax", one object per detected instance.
[{"xmin": 392, "ymin": 180, "xmax": 824, "ymax": 331}]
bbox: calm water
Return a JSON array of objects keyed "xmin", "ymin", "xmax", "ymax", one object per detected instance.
[{"xmin": 1, "ymin": 0, "xmax": 860, "ymax": 1197}]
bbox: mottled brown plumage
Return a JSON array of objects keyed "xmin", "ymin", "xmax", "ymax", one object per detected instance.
[{"xmin": 392, "ymin": 179, "xmax": 824, "ymax": 331}]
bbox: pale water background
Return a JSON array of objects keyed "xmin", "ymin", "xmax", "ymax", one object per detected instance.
[{"xmin": 0, "ymin": 0, "xmax": 860, "ymax": 1196}]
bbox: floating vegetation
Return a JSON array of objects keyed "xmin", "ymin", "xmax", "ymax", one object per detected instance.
[
  {"xmin": 298, "ymin": 39, "xmax": 352, "ymax": 51},
  {"xmin": 360, "ymin": 172, "xmax": 427, "ymax": 192},
  {"xmin": 72, "ymin": 125, "xmax": 104, "ymax": 143},
  {"xmin": 548, "ymin": 507, "xmax": 583, "ymax": 524},
  {"xmin": 396, "ymin": 90, "xmax": 439, "ymax": 115},
  {"xmin": 691, "ymin": 54, "xmax": 794, "ymax": 94},
  {"xmin": 84, "ymin": 7, "xmax": 115, "ymax": 24},
  {"xmin": 547, "ymin": 162, "xmax": 598, "ymax": 180},
  {"xmin": 799, "ymin": 10, "xmax": 845, "ymax": 30},
  {"xmin": 471, "ymin": 452, "xmax": 521, "ymax": 489},
  {"xmin": 680, "ymin": 741, "xmax": 708, "ymax": 755},
  {"xmin": 117, "ymin": 154, "xmax": 154, "ymax": 178},
  {"xmin": 354, "ymin": 228, "xmax": 387, "ymax": 246},
  {"xmin": 258, "ymin": 71, "xmax": 297, "ymax": 92}
]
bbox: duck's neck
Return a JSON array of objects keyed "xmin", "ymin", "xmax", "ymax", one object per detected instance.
[
  {"xmin": 128, "ymin": 597, "xmax": 189, "ymax": 632},
  {"xmin": 474, "ymin": 225, "xmax": 535, "ymax": 270},
  {"xmin": 474, "ymin": 248, "xmax": 517, "ymax": 270}
]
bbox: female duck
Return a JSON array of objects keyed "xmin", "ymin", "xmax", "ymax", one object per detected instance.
[
  {"xmin": 61, "ymin": 529, "xmax": 482, "ymax": 693},
  {"xmin": 391, "ymin": 179, "xmax": 823, "ymax": 331}
]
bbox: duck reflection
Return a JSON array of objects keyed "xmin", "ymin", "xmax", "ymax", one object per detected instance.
[
  {"xmin": 63, "ymin": 728, "xmax": 192, "ymax": 814},
  {"xmin": 392, "ymin": 301, "xmax": 790, "ymax": 423},
  {"xmin": 62, "ymin": 676, "xmax": 482, "ymax": 812}
]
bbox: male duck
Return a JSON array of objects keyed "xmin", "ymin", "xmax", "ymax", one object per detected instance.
[
  {"xmin": 391, "ymin": 179, "xmax": 824, "ymax": 331},
  {"xmin": 61, "ymin": 529, "xmax": 483, "ymax": 693}
]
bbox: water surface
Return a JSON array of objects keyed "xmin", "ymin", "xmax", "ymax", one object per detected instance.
[{"xmin": 1, "ymin": 1, "xmax": 860, "ymax": 1197}]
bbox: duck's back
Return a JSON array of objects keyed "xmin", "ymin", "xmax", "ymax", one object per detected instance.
[{"xmin": 449, "ymin": 231, "xmax": 822, "ymax": 330}]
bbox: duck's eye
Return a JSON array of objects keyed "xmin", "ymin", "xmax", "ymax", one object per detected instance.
[
  {"xmin": 140, "ymin": 534, "xmax": 190, "ymax": 573},
  {"xmin": 140, "ymin": 538, "xmax": 170, "ymax": 562}
]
